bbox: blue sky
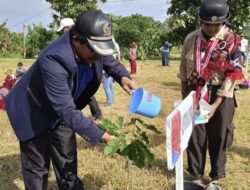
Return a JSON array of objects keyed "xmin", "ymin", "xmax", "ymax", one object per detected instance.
[
  {"xmin": 0, "ymin": 0, "xmax": 52, "ymax": 32},
  {"xmin": 0, "ymin": 0, "xmax": 170, "ymax": 33},
  {"xmin": 99, "ymin": 0, "xmax": 170, "ymax": 21}
]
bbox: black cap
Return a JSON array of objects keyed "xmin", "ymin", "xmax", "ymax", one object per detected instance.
[
  {"xmin": 198, "ymin": 0, "xmax": 229, "ymax": 24},
  {"xmin": 73, "ymin": 9, "xmax": 116, "ymax": 56}
]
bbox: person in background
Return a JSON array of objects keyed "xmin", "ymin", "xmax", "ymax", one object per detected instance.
[
  {"xmin": 5, "ymin": 10, "xmax": 137, "ymax": 190},
  {"xmin": 179, "ymin": 0, "xmax": 243, "ymax": 189},
  {"xmin": 56, "ymin": 17, "xmax": 75, "ymax": 34},
  {"xmin": 57, "ymin": 17, "xmax": 103, "ymax": 120},
  {"xmin": 102, "ymin": 41, "xmax": 120, "ymax": 107},
  {"xmin": 129, "ymin": 41, "xmax": 137, "ymax": 74},
  {"xmin": 248, "ymin": 41, "xmax": 250, "ymax": 72},
  {"xmin": 160, "ymin": 41, "xmax": 172, "ymax": 67},
  {"xmin": 0, "ymin": 75, "xmax": 16, "ymax": 110},
  {"xmin": 239, "ymin": 33, "xmax": 248, "ymax": 67},
  {"xmin": 15, "ymin": 62, "xmax": 26, "ymax": 79}
]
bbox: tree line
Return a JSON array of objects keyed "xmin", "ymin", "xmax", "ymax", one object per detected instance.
[{"xmin": 1, "ymin": 0, "xmax": 250, "ymax": 59}]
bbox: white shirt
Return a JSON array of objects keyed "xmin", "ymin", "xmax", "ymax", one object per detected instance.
[{"xmin": 239, "ymin": 38, "xmax": 248, "ymax": 52}]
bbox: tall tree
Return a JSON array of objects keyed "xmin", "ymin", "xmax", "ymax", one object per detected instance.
[
  {"xmin": 167, "ymin": 0, "xmax": 250, "ymax": 45},
  {"xmin": 45, "ymin": 1, "xmax": 167, "ymax": 59},
  {"xmin": 26, "ymin": 23, "xmax": 58, "ymax": 58},
  {"xmin": 0, "ymin": 22, "xmax": 23, "ymax": 57},
  {"xmin": 111, "ymin": 14, "xmax": 166, "ymax": 59},
  {"xmin": 45, "ymin": 0, "xmax": 107, "ymax": 18}
]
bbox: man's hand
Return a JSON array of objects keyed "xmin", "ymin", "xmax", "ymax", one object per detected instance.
[
  {"xmin": 120, "ymin": 77, "xmax": 137, "ymax": 95},
  {"xmin": 101, "ymin": 132, "xmax": 116, "ymax": 143}
]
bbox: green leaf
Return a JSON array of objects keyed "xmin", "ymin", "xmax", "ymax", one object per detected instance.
[
  {"xmin": 116, "ymin": 116, "xmax": 123, "ymax": 129},
  {"xmin": 99, "ymin": 118, "xmax": 122, "ymax": 137},
  {"xmin": 128, "ymin": 118, "xmax": 144, "ymax": 125},
  {"xmin": 104, "ymin": 138, "xmax": 122, "ymax": 156},
  {"xmin": 143, "ymin": 124, "xmax": 161, "ymax": 134},
  {"xmin": 107, "ymin": 138, "xmax": 120, "ymax": 146},
  {"xmin": 104, "ymin": 146, "xmax": 114, "ymax": 155},
  {"xmin": 127, "ymin": 118, "xmax": 137, "ymax": 125},
  {"xmin": 135, "ymin": 124, "xmax": 141, "ymax": 132},
  {"xmin": 140, "ymin": 131, "xmax": 149, "ymax": 144},
  {"xmin": 122, "ymin": 139, "xmax": 154, "ymax": 168},
  {"xmin": 119, "ymin": 142, "xmax": 128, "ymax": 153}
]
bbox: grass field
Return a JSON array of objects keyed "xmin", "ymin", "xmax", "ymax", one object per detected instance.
[{"xmin": 0, "ymin": 56, "xmax": 249, "ymax": 190}]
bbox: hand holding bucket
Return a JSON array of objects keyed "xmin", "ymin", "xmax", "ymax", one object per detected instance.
[{"xmin": 129, "ymin": 88, "xmax": 162, "ymax": 118}]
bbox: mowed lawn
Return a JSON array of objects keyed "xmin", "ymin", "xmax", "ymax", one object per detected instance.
[{"xmin": 0, "ymin": 56, "xmax": 249, "ymax": 190}]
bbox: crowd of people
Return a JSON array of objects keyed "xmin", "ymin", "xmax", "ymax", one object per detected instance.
[{"xmin": 0, "ymin": 0, "xmax": 249, "ymax": 189}]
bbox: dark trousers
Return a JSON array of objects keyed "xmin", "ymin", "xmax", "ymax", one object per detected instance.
[
  {"xmin": 88, "ymin": 96, "xmax": 102, "ymax": 119},
  {"xmin": 20, "ymin": 124, "xmax": 84, "ymax": 190},
  {"xmin": 187, "ymin": 90, "xmax": 235, "ymax": 179}
]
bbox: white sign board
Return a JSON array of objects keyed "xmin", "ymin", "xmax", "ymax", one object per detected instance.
[{"xmin": 166, "ymin": 91, "xmax": 197, "ymax": 170}]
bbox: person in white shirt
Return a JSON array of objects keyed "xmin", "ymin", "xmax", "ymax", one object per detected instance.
[{"xmin": 239, "ymin": 33, "xmax": 248, "ymax": 67}]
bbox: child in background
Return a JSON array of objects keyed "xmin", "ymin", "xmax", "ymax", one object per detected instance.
[
  {"xmin": 129, "ymin": 41, "xmax": 137, "ymax": 74},
  {"xmin": 0, "ymin": 75, "xmax": 17, "ymax": 110},
  {"xmin": 15, "ymin": 62, "xmax": 26, "ymax": 79}
]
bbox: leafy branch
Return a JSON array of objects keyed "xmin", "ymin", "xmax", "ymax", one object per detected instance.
[{"xmin": 98, "ymin": 116, "xmax": 161, "ymax": 168}]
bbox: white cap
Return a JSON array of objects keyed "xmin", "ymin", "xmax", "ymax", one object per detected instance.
[{"xmin": 57, "ymin": 18, "xmax": 75, "ymax": 32}]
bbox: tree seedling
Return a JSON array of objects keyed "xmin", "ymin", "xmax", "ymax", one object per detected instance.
[{"xmin": 98, "ymin": 116, "xmax": 161, "ymax": 168}]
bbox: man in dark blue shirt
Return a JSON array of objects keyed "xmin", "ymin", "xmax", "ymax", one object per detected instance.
[
  {"xmin": 5, "ymin": 10, "xmax": 136, "ymax": 190},
  {"xmin": 57, "ymin": 17, "xmax": 103, "ymax": 121}
]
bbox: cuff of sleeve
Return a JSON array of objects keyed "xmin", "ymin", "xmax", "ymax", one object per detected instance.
[
  {"xmin": 116, "ymin": 74, "xmax": 131, "ymax": 86},
  {"xmin": 217, "ymin": 78, "xmax": 236, "ymax": 98},
  {"xmin": 89, "ymin": 129, "xmax": 105, "ymax": 146},
  {"xmin": 217, "ymin": 89, "xmax": 234, "ymax": 98}
]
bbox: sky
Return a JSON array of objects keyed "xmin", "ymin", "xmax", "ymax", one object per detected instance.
[
  {"xmin": 99, "ymin": 0, "xmax": 170, "ymax": 21},
  {"xmin": 0, "ymin": 0, "xmax": 53, "ymax": 32},
  {"xmin": 0, "ymin": 0, "xmax": 171, "ymax": 33}
]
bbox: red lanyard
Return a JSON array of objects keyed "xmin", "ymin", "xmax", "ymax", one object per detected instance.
[{"xmin": 196, "ymin": 35, "xmax": 218, "ymax": 76}]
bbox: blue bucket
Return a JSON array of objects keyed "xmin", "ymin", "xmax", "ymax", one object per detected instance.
[{"xmin": 129, "ymin": 88, "xmax": 162, "ymax": 118}]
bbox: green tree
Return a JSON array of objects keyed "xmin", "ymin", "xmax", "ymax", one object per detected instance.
[
  {"xmin": 26, "ymin": 23, "xmax": 58, "ymax": 58},
  {"xmin": 45, "ymin": 0, "xmax": 107, "ymax": 18},
  {"xmin": 0, "ymin": 21, "xmax": 23, "ymax": 57},
  {"xmin": 111, "ymin": 14, "xmax": 166, "ymax": 59},
  {"xmin": 44, "ymin": 1, "xmax": 168, "ymax": 59},
  {"xmin": 167, "ymin": 0, "xmax": 250, "ymax": 45}
]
